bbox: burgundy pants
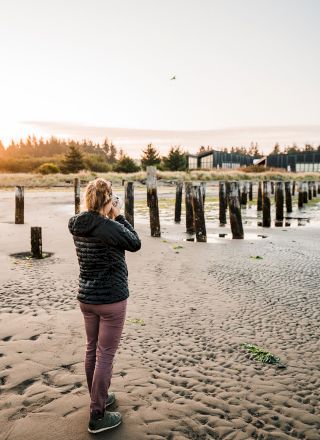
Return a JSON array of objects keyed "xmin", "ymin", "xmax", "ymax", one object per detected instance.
[{"xmin": 79, "ymin": 299, "xmax": 127, "ymax": 414}]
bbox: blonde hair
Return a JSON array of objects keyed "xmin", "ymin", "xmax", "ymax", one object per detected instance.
[{"xmin": 83, "ymin": 178, "xmax": 112, "ymax": 212}]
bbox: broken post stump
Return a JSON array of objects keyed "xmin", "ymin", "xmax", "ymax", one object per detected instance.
[
  {"xmin": 74, "ymin": 178, "xmax": 80, "ymax": 214},
  {"xmin": 191, "ymin": 185, "xmax": 207, "ymax": 242},
  {"xmin": 308, "ymin": 181, "xmax": 312, "ymax": 200},
  {"xmin": 200, "ymin": 181, "xmax": 206, "ymax": 207},
  {"xmin": 285, "ymin": 181, "xmax": 292, "ymax": 213},
  {"xmin": 15, "ymin": 185, "xmax": 24, "ymax": 224},
  {"xmin": 312, "ymin": 181, "xmax": 317, "ymax": 197},
  {"xmin": 271, "ymin": 181, "xmax": 274, "ymax": 195},
  {"xmin": 124, "ymin": 181, "xmax": 134, "ymax": 227},
  {"xmin": 275, "ymin": 181, "xmax": 284, "ymax": 226},
  {"xmin": 174, "ymin": 180, "xmax": 183, "ymax": 223},
  {"xmin": 185, "ymin": 182, "xmax": 195, "ymax": 234},
  {"xmin": 31, "ymin": 226, "xmax": 42, "ymax": 259},
  {"xmin": 226, "ymin": 181, "xmax": 244, "ymax": 239},
  {"xmin": 303, "ymin": 182, "xmax": 308, "ymax": 203},
  {"xmin": 298, "ymin": 182, "xmax": 304, "ymax": 209},
  {"xmin": 147, "ymin": 166, "xmax": 161, "ymax": 237},
  {"xmin": 249, "ymin": 181, "xmax": 253, "ymax": 201},
  {"xmin": 219, "ymin": 181, "xmax": 227, "ymax": 225},
  {"xmin": 240, "ymin": 181, "xmax": 248, "ymax": 207},
  {"xmin": 257, "ymin": 181, "xmax": 263, "ymax": 212},
  {"xmin": 262, "ymin": 181, "xmax": 271, "ymax": 227}
]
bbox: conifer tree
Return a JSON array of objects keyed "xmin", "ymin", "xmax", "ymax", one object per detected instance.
[{"xmin": 140, "ymin": 143, "xmax": 161, "ymax": 170}]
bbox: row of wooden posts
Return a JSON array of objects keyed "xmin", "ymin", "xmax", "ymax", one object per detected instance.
[{"xmin": 13, "ymin": 174, "xmax": 320, "ymax": 256}]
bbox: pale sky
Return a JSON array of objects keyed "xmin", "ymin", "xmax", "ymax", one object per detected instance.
[{"xmin": 0, "ymin": 0, "xmax": 320, "ymax": 152}]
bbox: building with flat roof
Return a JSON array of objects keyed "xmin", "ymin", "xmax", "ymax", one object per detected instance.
[
  {"xmin": 266, "ymin": 151, "xmax": 320, "ymax": 172},
  {"xmin": 187, "ymin": 149, "xmax": 254, "ymax": 170}
]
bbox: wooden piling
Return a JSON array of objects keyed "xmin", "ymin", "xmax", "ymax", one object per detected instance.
[
  {"xmin": 270, "ymin": 181, "xmax": 274, "ymax": 195},
  {"xmin": 74, "ymin": 178, "xmax": 80, "ymax": 214},
  {"xmin": 262, "ymin": 181, "xmax": 271, "ymax": 227},
  {"xmin": 240, "ymin": 181, "xmax": 248, "ymax": 207},
  {"xmin": 15, "ymin": 185, "xmax": 24, "ymax": 224},
  {"xmin": 249, "ymin": 181, "xmax": 253, "ymax": 201},
  {"xmin": 174, "ymin": 181, "xmax": 183, "ymax": 223},
  {"xmin": 257, "ymin": 181, "xmax": 263, "ymax": 212},
  {"xmin": 312, "ymin": 181, "xmax": 317, "ymax": 197},
  {"xmin": 285, "ymin": 181, "xmax": 292, "ymax": 213},
  {"xmin": 298, "ymin": 182, "xmax": 304, "ymax": 208},
  {"xmin": 275, "ymin": 181, "xmax": 284, "ymax": 226},
  {"xmin": 31, "ymin": 227, "xmax": 42, "ymax": 259},
  {"xmin": 303, "ymin": 182, "xmax": 308, "ymax": 203},
  {"xmin": 147, "ymin": 166, "xmax": 161, "ymax": 237},
  {"xmin": 318, "ymin": 182, "xmax": 320, "ymax": 195},
  {"xmin": 124, "ymin": 181, "xmax": 134, "ymax": 227},
  {"xmin": 292, "ymin": 181, "xmax": 296, "ymax": 196},
  {"xmin": 219, "ymin": 181, "xmax": 227, "ymax": 225},
  {"xmin": 226, "ymin": 181, "xmax": 244, "ymax": 239},
  {"xmin": 200, "ymin": 181, "xmax": 206, "ymax": 206},
  {"xmin": 191, "ymin": 185, "xmax": 207, "ymax": 242},
  {"xmin": 185, "ymin": 182, "xmax": 195, "ymax": 234},
  {"xmin": 308, "ymin": 181, "xmax": 312, "ymax": 200}
]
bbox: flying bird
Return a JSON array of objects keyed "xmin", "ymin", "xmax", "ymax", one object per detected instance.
[{"xmin": 170, "ymin": 76, "xmax": 176, "ymax": 80}]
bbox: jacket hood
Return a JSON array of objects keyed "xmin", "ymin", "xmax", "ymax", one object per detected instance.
[{"xmin": 68, "ymin": 211, "xmax": 105, "ymax": 236}]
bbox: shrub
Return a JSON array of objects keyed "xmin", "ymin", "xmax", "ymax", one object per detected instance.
[
  {"xmin": 37, "ymin": 162, "xmax": 60, "ymax": 174},
  {"xmin": 114, "ymin": 156, "xmax": 140, "ymax": 173},
  {"xmin": 242, "ymin": 165, "xmax": 272, "ymax": 173}
]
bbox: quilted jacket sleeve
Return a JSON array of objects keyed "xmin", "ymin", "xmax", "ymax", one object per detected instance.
[{"xmin": 93, "ymin": 215, "xmax": 141, "ymax": 252}]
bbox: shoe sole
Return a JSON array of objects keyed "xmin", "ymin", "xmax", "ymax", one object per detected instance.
[{"xmin": 88, "ymin": 419, "xmax": 122, "ymax": 434}]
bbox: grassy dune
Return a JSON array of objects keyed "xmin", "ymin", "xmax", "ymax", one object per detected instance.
[{"xmin": 0, "ymin": 169, "xmax": 319, "ymax": 188}]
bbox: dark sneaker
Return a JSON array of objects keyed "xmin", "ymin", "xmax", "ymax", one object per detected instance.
[
  {"xmin": 88, "ymin": 410, "xmax": 122, "ymax": 434},
  {"xmin": 105, "ymin": 391, "xmax": 116, "ymax": 408}
]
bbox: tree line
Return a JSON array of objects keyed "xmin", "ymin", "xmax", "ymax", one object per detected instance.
[{"xmin": 0, "ymin": 136, "xmax": 188, "ymax": 173}]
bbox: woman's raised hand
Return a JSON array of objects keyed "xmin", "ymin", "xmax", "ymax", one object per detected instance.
[{"xmin": 110, "ymin": 204, "xmax": 121, "ymax": 219}]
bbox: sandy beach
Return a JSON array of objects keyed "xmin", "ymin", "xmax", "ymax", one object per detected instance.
[{"xmin": 0, "ymin": 186, "xmax": 319, "ymax": 440}]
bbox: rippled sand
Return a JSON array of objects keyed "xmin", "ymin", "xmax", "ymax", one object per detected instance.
[{"xmin": 0, "ymin": 188, "xmax": 319, "ymax": 440}]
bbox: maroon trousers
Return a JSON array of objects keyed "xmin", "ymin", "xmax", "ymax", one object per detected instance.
[{"xmin": 79, "ymin": 299, "xmax": 127, "ymax": 414}]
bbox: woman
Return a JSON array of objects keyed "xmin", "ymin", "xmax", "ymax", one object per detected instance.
[{"xmin": 68, "ymin": 178, "xmax": 141, "ymax": 434}]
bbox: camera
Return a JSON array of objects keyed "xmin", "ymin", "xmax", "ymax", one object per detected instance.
[{"xmin": 111, "ymin": 194, "xmax": 123, "ymax": 209}]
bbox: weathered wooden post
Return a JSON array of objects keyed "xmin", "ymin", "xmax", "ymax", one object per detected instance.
[
  {"xmin": 31, "ymin": 227, "xmax": 42, "ymax": 259},
  {"xmin": 185, "ymin": 182, "xmax": 195, "ymax": 234},
  {"xmin": 318, "ymin": 182, "xmax": 320, "ymax": 195},
  {"xmin": 262, "ymin": 181, "xmax": 271, "ymax": 227},
  {"xmin": 303, "ymin": 182, "xmax": 308, "ymax": 203},
  {"xmin": 124, "ymin": 181, "xmax": 134, "ymax": 227},
  {"xmin": 226, "ymin": 181, "xmax": 244, "ymax": 239},
  {"xmin": 298, "ymin": 182, "xmax": 304, "ymax": 209},
  {"xmin": 74, "ymin": 178, "xmax": 80, "ymax": 214},
  {"xmin": 308, "ymin": 181, "xmax": 312, "ymax": 200},
  {"xmin": 249, "ymin": 181, "xmax": 253, "ymax": 201},
  {"xmin": 15, "ymin": 185, "xmax": 24, "ymax": 224},
  {"xmin": 174, "ymin": 180, "xmax": 183, "ymax": 223},
  {"xmin": 219, "ymin": 181, "xmax": 227, "ymax": 225},
  {"xmin": 312, "ymin": 181, "xmax": 317, "ymax": 197},
  {"xmin": 270, "ymin": 181, "xmax": 274, "ymax": 195},
  {"xmin": 285, "ymin": 181, "xmax": 292, "ymax": 213},
  {"xmin": 147, "ymin": 166, "xmax": 161, "ymax": 237},
  {"xmin": 240, "ymin": 181, "xmax": 248, "ymax": 207},
  {"xmin": 122, "ymin": 179, "xmax": 125, "ymax": 186},
  {"xmin": 191, "ymin": 185, "xmax": 207, "ymax": 242},
  {"xmin": 257, "ymin": 181, "xmax": 263, "ymax": 212},
  {"xmin": 275, "ymin": 181, "xmax": 284, "ymax": 226},
  {"xmin": 200, "ymin": 181, "xmax": 206, "ymax": 207},
  {"xmin": 292, "ymin": 181, "xmax": 296, "ymax": 196}
]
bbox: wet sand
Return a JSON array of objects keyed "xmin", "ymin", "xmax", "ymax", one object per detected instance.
[{"xmin": 0, "ymin": 188, "xmax": 319, "ymax": 440}]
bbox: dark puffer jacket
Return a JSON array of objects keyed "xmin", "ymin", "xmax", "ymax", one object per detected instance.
[{"xmin": 68, "ymin": 210, "xmax": 141, "ymax": 304}]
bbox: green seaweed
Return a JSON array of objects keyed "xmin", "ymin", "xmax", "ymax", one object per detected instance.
[
  {"xmin": 127, "ymin": 318, "xmax": 145, "ymax": 326},
  {"xmin": 241, "ymin": 342, "xmax": 285, "ymax": 367}
]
